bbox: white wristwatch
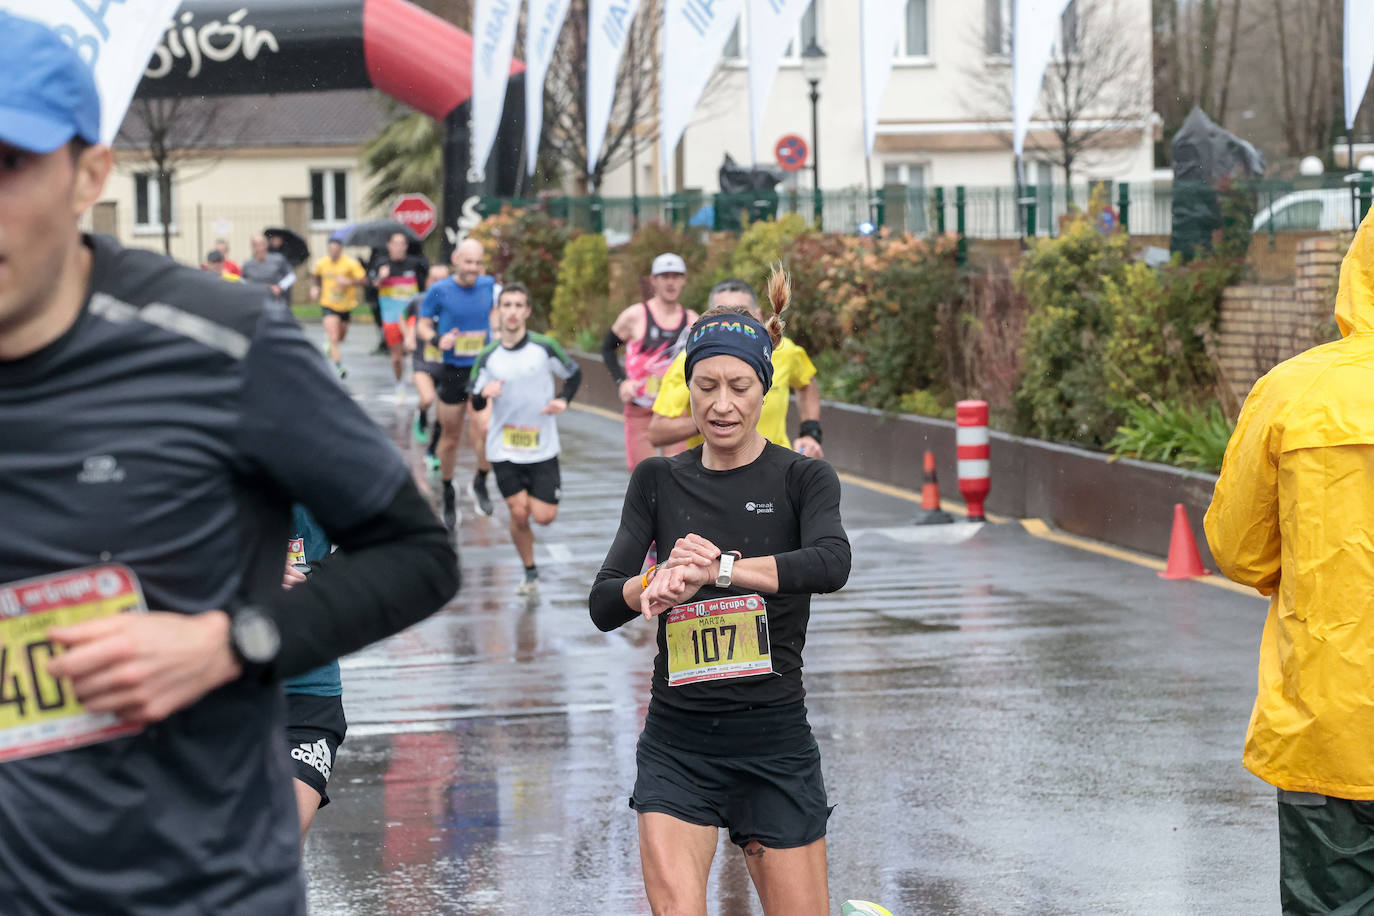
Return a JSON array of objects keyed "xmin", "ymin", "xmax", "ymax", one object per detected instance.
[{"xmin": 715, "ymin": 552, "xmax": 738, "ymax": 589}]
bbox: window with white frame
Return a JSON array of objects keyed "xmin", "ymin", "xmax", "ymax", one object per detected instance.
[
  {"xmin": 883, "ymin": 162, "xmax": 929, "ymax": 230},
  {"xmin": 310, "ymin": 169, "xmax": 351, "ymax": 225},
  {"xmin": 986, "ymin": 0, "xmax": 1011, "ymax": 56},
  {"xmin": 898, "ymin": 0, "xmax": 929, "ymax": 59},
  {"xmin": 723, "ymin": 22, "xmax": 742, "ymax": 59},
  {"xmin": 987, "ymin": 0, "xmax": 1077, "ymax": 58},
  {"xmin": 722, "ymin": 2, "xmax": 821, "ymax": 61},
  {"xmin": 133, "ymin": 172, "xmax": 175, "ymax": 232}
]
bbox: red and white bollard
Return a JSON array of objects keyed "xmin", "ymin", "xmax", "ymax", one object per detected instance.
[{"xmin": 956, "ymin": 400, "xmax": 991, "ymax": 522}]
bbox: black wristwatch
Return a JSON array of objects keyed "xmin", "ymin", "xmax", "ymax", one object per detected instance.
[
  {"xmin": 228, "ymin": 606, "xmax": 281, "ymax": 683},
  {"xmin": 798, "ymin": 419, "xmax": 823, "ymax": 444}
]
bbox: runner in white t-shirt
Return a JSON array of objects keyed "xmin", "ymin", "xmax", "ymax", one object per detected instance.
[{"xmin": 469, "ymin": 283, "xmax": 581, "ymax": 595}]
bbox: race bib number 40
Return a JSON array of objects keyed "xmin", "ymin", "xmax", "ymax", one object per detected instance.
[
  {"xmin": 0, "ymin": 566, "xmax": 146, "ymax": 763},
  {"xmin": 451, "ymin": 332, "xmax": 487, "ymax": 357},
  {"xmin": 502, "ymin": 425, "xmax": 541, "ymax": 451},
  {"xmin": 665, "ymin": 594, "xmax": 772, "ymax": 687}
]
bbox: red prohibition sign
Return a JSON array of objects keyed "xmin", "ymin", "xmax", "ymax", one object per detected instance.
[{"xmin": 775, "ymin": 134, "xmax": 809, "ymax": 172}]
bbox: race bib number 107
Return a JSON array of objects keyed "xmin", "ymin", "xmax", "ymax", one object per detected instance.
[
  {"xmin": 665, "ymin": 594, "xmax": 773, "ymax": 687},
  {"xmin": 0, "ymin": 566, "xmax": 146, "ymax": 764}
]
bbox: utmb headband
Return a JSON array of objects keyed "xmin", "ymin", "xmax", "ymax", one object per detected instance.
[{"xmin": 684, "ymin": 315, "xmax": 773, "ymax": 390}]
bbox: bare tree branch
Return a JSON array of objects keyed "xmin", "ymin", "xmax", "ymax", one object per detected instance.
[{"xmin": 963, "ymin": 0, "xmax": 1150, "ymax": 188}]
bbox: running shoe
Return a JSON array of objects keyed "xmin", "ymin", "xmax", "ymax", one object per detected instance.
[
  {"xmin": 424, "ymin": 453, "xmax": 441, "ymax": 473},
  {"xmin": 442, "ymin": 482, "xmax": 460, "ymax": 530},
  {"xmin": 394, "ymin": 381, "xmax": 406, "ymax": 404},
  {"xmin": 334, "ymin": 362, "xmax": 347, "ymax": 380},
  {"xmin": 412, "ymin": 414, "xmax": 428, "ymax": 444},
  {"xmin": 469, "ymin": 478, "xmax": 494, "ymax": 517},
  {"xmin": 515, "ymin": 577, "xmax": 539, "ymax": 596}
]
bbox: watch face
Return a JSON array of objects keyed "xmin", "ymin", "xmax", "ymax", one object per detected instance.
[{"xmin": 235, "ymin": 613, "xmax": 281, "ymax": 664}]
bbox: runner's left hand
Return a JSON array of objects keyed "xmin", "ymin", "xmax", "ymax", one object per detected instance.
[
  {"xmin": 46, "ymin": 610, "xmax": 242, "ymax": 724},
  {"xmin": 283, "ymin": 563, "xmax": 307, "ymax": 589},
  {"xmin": 542, "ymin": 398, "xmax": 568, "ymax": 415},
  {"xmin": 481, "ymin": 380, "xmax": 504, "ymax": 399},
  {"xmin": 641, "ymin": 565, "xmax": 710, "ymax": 619},
  {"xmin": 794, "ymin": 436, "xmax": 824, "ymax": 458}
]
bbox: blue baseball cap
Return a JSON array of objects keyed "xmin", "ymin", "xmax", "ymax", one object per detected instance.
[{"xmin": 0, "ymin": 11, "xmax": 101, "ymax": 153}]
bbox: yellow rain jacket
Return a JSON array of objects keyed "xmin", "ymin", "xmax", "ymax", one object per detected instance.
[{"xmin": 1205, "ymin": 214, "xmax": 1374, "ymax": 799}]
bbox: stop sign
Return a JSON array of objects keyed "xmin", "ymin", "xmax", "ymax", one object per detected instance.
[{"xmin": 390, "ymin": 193, "xmax": 438, "ymax": 240}]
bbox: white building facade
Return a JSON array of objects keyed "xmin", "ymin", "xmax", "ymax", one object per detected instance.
[{"xmin": 598, "ymin": 0, "xmax": 1157, "ymax": 214}]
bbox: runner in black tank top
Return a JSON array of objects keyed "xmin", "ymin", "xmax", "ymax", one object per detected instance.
[
  {"xmin": 590, "ymin": 269, "xmax": 850, "ymax": 915},
  {"xmin": 601, "ymin": 253, "xmax": 699, "ymax": 470}
]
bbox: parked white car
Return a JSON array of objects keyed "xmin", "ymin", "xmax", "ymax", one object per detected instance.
[{"xmin": 1252, "ymin": 188, "xmax": 1361, "ymax": 233}]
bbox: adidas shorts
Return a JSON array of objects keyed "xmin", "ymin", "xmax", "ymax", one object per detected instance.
[{"xmin": 284, "ymin": 692, "xmax": 347, "ymax": 807}]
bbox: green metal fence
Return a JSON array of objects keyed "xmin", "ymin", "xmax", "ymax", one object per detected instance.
[{"xmin": 477, "ymin": 175, "xmax": 1374, "ymax": 254}]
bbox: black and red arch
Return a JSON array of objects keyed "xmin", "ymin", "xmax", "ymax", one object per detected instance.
[{"xmin": 134, "ymin": 0, "xmax": 527, "ymax": 252}]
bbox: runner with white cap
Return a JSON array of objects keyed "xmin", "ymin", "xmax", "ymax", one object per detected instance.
[{"xmin": 602, "ymin": 252, "xmax": 699, "ymax": 470}]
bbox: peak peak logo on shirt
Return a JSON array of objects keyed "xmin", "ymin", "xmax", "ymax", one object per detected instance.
[
  {"xmin": 77, "ymin": 455, "xmax": 125, "ymax": 484},
  {"xmin": 744, "ymin": 501, "xmax": 774, "ymax": 514}
]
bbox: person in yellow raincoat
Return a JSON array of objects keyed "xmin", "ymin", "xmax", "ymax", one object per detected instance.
[{"xmin": 1206, "ymin": 211, "xmax": 1374, "ymax": 914}]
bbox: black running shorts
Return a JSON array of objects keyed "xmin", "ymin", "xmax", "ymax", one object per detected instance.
[
  {"xmin": 412, "ymin": 353, "xmax": 445, "ymax": 377},
  {"xmin": 320, "ymin": 307, "xmax": 352, "ymax": 323},
  {"xmin": 493, "ymin": 457, "xmax": 561, "ymax": 504},
  {"xmin": 436, "ymin": 365, "xmax": 473, "ymax": 405},
  {"xmin": 629, "ymin": 702, "xmax": 831, "ymax": 849},
  {"xmin": 284, "ymin": 693, "xmax": 347, "ymax": 807}
]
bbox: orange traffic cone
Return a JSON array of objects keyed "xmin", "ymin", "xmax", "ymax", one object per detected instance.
[
  {"xmin": 914, "ymin": 451, "xmax": 954, "ymax": 525},
  {"xmin": 1159, "ymin": 503, "xmax": 1211, "ymax": 579}
]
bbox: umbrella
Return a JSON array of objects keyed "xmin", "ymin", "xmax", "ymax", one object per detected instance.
[
  {"xmin": 332, "ymin": 219, "xmax": 421, "ymax": 250},
  {"xmin": 262, "ymin": 227, "xmax": 309, "ymax": 267}
]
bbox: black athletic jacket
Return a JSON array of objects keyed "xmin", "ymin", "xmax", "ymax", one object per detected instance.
[{"xmin": 0, "ymin": 234, "xmax": 457, "ymax": 914}]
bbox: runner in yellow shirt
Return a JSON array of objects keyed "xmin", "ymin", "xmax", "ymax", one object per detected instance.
[
  {"xmin": 648, "ymin": 279, "xmax": 824, "ymax": 457},
  {"xmin": 310, "ymin": 239, "xmax": 367, "ymax": 377}
]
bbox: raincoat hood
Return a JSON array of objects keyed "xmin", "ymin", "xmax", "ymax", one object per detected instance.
[{"xmin": 1334, "ymin": 207, "xmax": 1374, "ymax": 336}]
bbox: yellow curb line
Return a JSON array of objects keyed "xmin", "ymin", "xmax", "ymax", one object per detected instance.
[
  {"xmin": 1018, "ymin": 519, "xmax": 1263, "ymax": 599},
  {"xmin": 569, "ymin": 402, "xmax": 627, "ymax": 423},
  {"xmin": 834, "ymin": 470, "xmax": 1007, "ymax": 522},
  {"xmin": 570, "ymin": 402, "xmax": 1258, "ymax": 597}
]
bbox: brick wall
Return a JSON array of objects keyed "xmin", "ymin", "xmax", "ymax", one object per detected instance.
[{"xmin": 1215, "ymin": 237, "xmax": 1344, "ymax": 399}]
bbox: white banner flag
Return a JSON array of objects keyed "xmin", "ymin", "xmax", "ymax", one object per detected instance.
[
  {"xmin": 3, "ymin": 0, "xmax": 182, "ymax": 144},
  {"xmin": 859, "ymin": 0, "xmax": 906, "ymax": 157},
  {"xmin": 661, "ymin": 0, "xmax": 745, "ymax": 184},
  {"xmin": 525, "ymin": 0, "xmax": 571, "ymax": 175},
  {"xmin": 747, "ymin": 0, "xmax": 811, "ymax": 163},
  {"xmin": 1346, "ymin": 0, "xmax": 1374, "ymax": 130},
  {"xmin": 1012, "ymin": 0, "xmax": 1072, "ymax": 157},
  {"xmin": 473, "ymin": 0, "xmax": 522, "ymax": 177},
  {"xmin": 587, "ymin": 0, "xmax": 642, "ymax": 175}
]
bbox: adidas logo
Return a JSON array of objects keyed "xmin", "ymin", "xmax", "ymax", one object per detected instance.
[{"xmin": 291, "ymin": 738, "xmax": 332, "ymax": 779}]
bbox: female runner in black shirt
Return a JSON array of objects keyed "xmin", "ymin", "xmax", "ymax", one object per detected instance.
[{"xmin": 590, "ymin": 269, "xmax": 851, "ymax": 916}]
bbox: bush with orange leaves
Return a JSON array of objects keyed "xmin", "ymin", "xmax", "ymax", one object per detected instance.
[{"xmin": 784, "ymin": 230, "xmax": 962, "ymax": 409}]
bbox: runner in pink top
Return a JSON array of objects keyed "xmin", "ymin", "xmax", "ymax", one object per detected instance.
[{"xmin": 602, "ymin": 253, "xmax": 699, "ymax": 469}]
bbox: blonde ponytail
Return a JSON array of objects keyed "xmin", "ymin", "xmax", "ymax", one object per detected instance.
[{"xmin": 764, "ymin": 263, "xmax": 790, "ymax": 347}]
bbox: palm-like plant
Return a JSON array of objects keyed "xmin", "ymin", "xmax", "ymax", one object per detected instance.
[{"xmin": 361, "ymin": 106, "xmax": 443, "ymax": 212}]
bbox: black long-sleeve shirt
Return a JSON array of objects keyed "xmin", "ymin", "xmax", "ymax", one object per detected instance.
[
  {"xmin": 0, "ymin": 234, "xmax": 457, "ymax": 914},
  {"xmin": 590, "ymin": 443, "xmax": 850, "ymax": 713}
]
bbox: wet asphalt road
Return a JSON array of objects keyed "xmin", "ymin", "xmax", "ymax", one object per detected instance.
[{"xmin": 302, "ymin": 333, "xmax": 1276, "ymax": 915}]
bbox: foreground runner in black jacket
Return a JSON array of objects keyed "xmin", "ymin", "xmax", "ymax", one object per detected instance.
[
  {"xmin": 0, "ymin": 16, "xmax": 457, "ymax": 914},
  {"xmin": 590, "ymin": 269, "xmax": 851, "ymax": 915}
]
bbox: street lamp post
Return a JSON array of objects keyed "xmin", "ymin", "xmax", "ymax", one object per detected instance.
[{"xmin": 800, "ymin": 39, "xmax": 827, "ymax": 228}]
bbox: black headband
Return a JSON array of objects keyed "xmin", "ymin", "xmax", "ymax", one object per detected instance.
[{"xmin": 684, "ymin": 315, "xmax": 773, "ymax": 390}]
